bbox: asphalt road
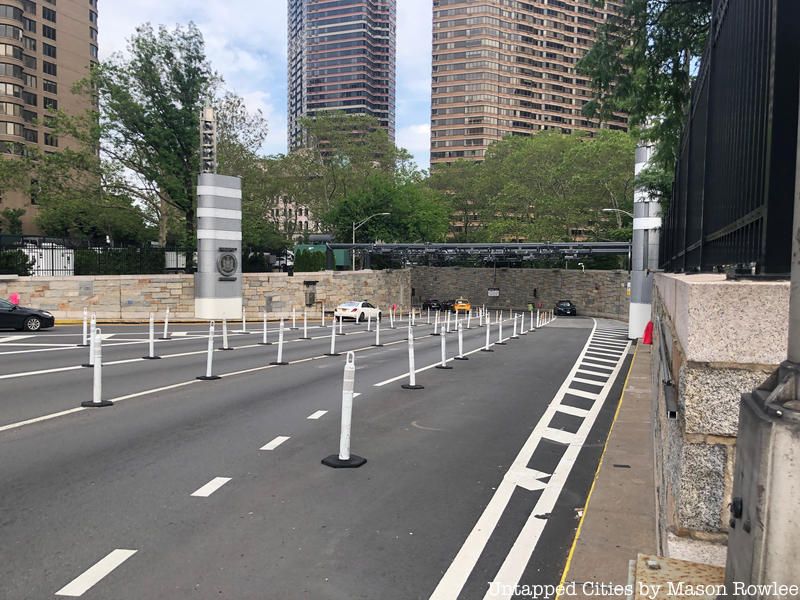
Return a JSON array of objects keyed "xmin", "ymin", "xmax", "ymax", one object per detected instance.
[{"xmin": 0, "ymin": 314, "xmax": 633, "ymax": 599}]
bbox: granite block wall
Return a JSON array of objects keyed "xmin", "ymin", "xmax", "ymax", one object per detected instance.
[
  {"xmin": 410, "ymin": 266, "xmax": 629, "ymax": 320},
  {"xmin": 0, "ymin": 271, "xmax": 411, "ymax": 320},
  {"xmin": 650, "ymin": 273, "xmax": 788, "ymax": 562}
]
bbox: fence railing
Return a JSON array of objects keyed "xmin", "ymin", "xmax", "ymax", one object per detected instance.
[{"xmin": 660, "ymin": 0, "xmax": 800, "ymax": 275}]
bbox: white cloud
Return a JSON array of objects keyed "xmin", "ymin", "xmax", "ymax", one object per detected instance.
[{"xmin": 397, "ymin": 123, "xmax": 431, "ymax": 164}]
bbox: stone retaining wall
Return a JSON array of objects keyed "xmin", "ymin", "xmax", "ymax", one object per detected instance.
[
  {"xmin": 651, "ymin": 273, "xmax": 789, "ymax": 563},
  {"xmin": 410, "ymin": 266, "xmax": 629, "ymax": 320},
  {"xmin": 0, "ymin": 271, "xmax": 411, "ymax": 320}
]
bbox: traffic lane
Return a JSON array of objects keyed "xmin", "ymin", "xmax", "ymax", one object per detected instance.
[
  {"xmin": 0, "ymin": 319, "xmax": 505, "ymax": 428},
  {"xmin": 0, "ymin": 321, "xmax": 376, "ymax": 375},
  {"xmin": 88, "ymin": 325, "xmax": 592, "ymax": 600},
  {"xmin": 0, "ymin": 320, "xmax": 588, "ymax": 599}
]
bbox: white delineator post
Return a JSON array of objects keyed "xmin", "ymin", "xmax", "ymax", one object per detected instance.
[
  {"xmin": 292, "ymin": 307, "xmax": 297, "ymax": 330},
  {"xmin": 427, "ymin": 307, "xmax": 431, "ymax": 325},
  {"xmin": 161, "ymin": 307, "xmax": 170, "ymax": 340},
  {"xmin": 455, "ymin": 323, "xmax": 469, "ymax": 361},
  {"xmin": 326, "ymin": 317, "xmax": 339, "ymax": 356},
  {"xmin": 373, "ymin": 312, "xmax": 383, "ymax": 347},
  {"xmin": 530, "ymin": 310, "xmax": 535, "ymax": 331},
  {"xmin": 83, "ymin": 313, "xmax": 97, "ymax": 367},
  {"xmin": 512, "ymin": 314, "xmax": 519, "ymax": 339},
  {"xmin": 81, "ymin": 327, "xmax": 113, "ymax": 407},
  {"xmin": 389, "ymin": 308, "xmax": 395, "ymax": 329},
  {"xmin": 436, "ymin": 329, "xmax": 452, "ymax": 370},
  {"xmin": 401, "ymin": 324, "xmax": 424, "ymax": 389},
  {"xmin": 219, "ymin": 319, "xmax": 233, "ymax": 350},
  {"xmin": 520, "ymin": 313, "xmax": 527, "ymax": 335},
  {"xmin": 80, "ymin": 307, "xmax": 89, "ymax": 346},
  {"xmin": 322, "ymin": 351, "xmax": 366, "ymax": 468},
  {"xmin": 339, "ymin": 314, "xmax": 343, "ymax": 335},
  {"xmin": 197, "ymin": 321, "xmax": 220, "ymax": 381},
  {"xmin": 467, "ymin": 310, "xmax": 472, "ymax": 330},
  {"xmin": 481, "ymin": 318, "xmax": 493, "ymax": 352},
  {"xmin": 241, "ymin": 308, "xmax": 248, "ymax": 334},
  {"xmin": 496, "ymin": 317, "xmax": 506, "ymax": 345},
  {"xmin": 270, "ymin": 318, "xmax": 289, "ymax": 365},
  {"xmin": 445, "ymin": 311, "xmax": 451, "ymax": 333},
  {"xmin": 321, "ymin": 304, "xmax": 326, "ymax": 328},
  {"xmin": 301, "ymin": 310, "xmax": 310, "ymax": 340},
  {"xmin": 432, "ymin": 311, "xmax": 440, "ymax": 336},
  {"xmin": 536, "ymin": 309, "xmax": 541, "ymax": 329},
  {"xmin": 259, "ymin": 311, "xmax": 271, "ymax": 345},
  {"xmin": 143, "ymin": 312, "xmax": 160, "ymax": 359},
  {"xmin": 367, "ymin": 312, "xmax": 372, "ymax": 332},
  {"xmin": 479, "ymin": 308, "xmax": 484, "ymax": 328}
]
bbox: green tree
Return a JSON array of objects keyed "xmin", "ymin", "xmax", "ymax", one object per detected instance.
[
  {"xmin": 89, "ymin": 23, "xmax": 217, "ymax": 259},
  {"xmin": 427, "ymin": 160, "xmax": 485, "ymax": 241},
  {"xmin": 0, "ymin": 208, "xmax": 25, "ymax": 235},
  {"xmin": 579, "ymin": 0, "xmax": 711, "ymax": 173}
]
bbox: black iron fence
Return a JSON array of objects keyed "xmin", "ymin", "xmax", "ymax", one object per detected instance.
[{"xmin": 660, "ymin": 0, "xmax": 800, "ymax": 275}]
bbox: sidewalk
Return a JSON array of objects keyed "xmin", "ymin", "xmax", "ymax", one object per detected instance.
[{"xmin": 559, "ymin": 345, "xmax": 658, "ymax": 598}]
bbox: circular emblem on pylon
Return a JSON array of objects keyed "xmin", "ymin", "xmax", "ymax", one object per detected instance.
[{"xmin": 217, "ymin": 253, "xmax": 238, "ymax": 277}]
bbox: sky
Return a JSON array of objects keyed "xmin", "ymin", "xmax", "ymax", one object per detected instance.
[{"xmin": 99, "ymin": 0, "xmax": 434, "ymax": 170}]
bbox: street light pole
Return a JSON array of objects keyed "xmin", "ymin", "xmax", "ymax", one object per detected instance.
[{"xmin": 351, "ymin": 212, "xmax": 391, "ymax": 271}]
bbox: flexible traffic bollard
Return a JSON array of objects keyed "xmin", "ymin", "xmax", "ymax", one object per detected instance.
[
  {"xmin": 161, "ymin": 307, "xmax": 170, "ymax": 340},
  {"xmin": 497, "ymin": 317, "xmax": 507, "ymax": 345},
  {"xmin": 432, "ymin": 311, "xmax": 440, "ymax": 336},
  {"xmin": 291, "ymin": 307, "xmax": 298, "ymax": 330},
  {"xmin": 467, "ymin": 310, "xmax": 472, "ymax": 330},
  {"xmin": 536, "ymin": 309, "xmax": 541, "ymax": 329},
  {"xmin": 322, "ymin": 351, "xmax": 366, "ymax": 468},
  {"xmin": 259, "ymin": 311, "xmax": 271, "ymax": 345},
  {"xmin": 373, "ymin": 312, "xmax": 383, "ymax": 347},
  {"xmin": 481, "ymin": 319, "xmax": 493, "ymax": 352},
  {"xmin": 427, "ymin": 307, "xmax": 431, "ymax": 324},
  {"xmin": 530, "ymin": 310, "xmax": 535, "ymax": 331},
  {"xmin": 197, "ymin": 321, "xmax": 220, "ymax": 380},
  {"xmin": 301, "ymin": 310, "xmax": 310, "ymax": 340},
  {"xmin": 326, "ymin": 318, "xmax": 339, "ymax": 356},
  {"xmin": 436, "ymin": 329, "xmax": 453, "ymax": 370},
  {"xmin": 367, "ymin": 312, "xmax": 372, "ymax": 332},
  {"xmin": 445, "ymin": 310, "xmax": 451, "ymax": 333},
  {"xmin": 479, "ymin": 308, "xmax": 484, "ymax": 328},
  {"xmin": 238, "ymin": 308, "xmax": 249, "ymax": 334},
  {"xmin": 143, "ymin": 312, "xmax": 161, "ymax": 359},
  {"xmin": 79, "ymin": 307, "xmax": 89, "ymax": 346},
  {"xmin": 512, "ymin": 314, "xmax": 519, "ymax": 339},
  {"xmin": 82, "ymin": 313, "xmax": 97, "ymax": 367},
  {"xmin": 219, "ymin": 319, "xmax": 233, "ymax": 350},
  {"xmin": 520, "ymin": 313, "xmax": 527, "ymax": 336},
  {"xmin": 270, "ymin": 318, "xmax": 289, "ymax": 365},
  {"xmin": 338, "ymin": 314, "xmax": 344, "ymax": 335},
  {"xmin": 401, "ymin": 324, "xmax": 424, "ymax": 389},
  {"xmin": 321, "ymin": 304, "xmax": 326, "ymax": 328},
  {"xmin": 81, "ymin": 328, "xmax": 113, "ymax": 407},
  {"xmin": 411, "ymin": 308, "xmax": 415, "ymax": 327},
  {"xmin": 389, "ymin": 308, "xmax": 395, "ymax": 329},
  {"xmin": 455, "ymin": 323, "xmax": 469, "ymax": 360}
]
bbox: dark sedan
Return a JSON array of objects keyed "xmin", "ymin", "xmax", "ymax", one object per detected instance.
[
  {"xmin": 0, "ymin": 298, "xmax": 55, "ymax": 331},
  {"xmin": 555, "ymin": 300, "xmax": 577, "ymax": 316},
  {"xmin": 422, "ymin": 298, "xmax": 443, "ymax": 311}
]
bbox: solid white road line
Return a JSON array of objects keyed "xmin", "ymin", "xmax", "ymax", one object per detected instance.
[
  {"xmin": 260, "ymin": 436, "xmax": 290, "ymax": 450},
  {"xmin": 0, "ymin": 407, "xmax": 86, "ymax": 433},
  {"xmin": 307, "ymin": 410, "xmax": 327, "ymax": 420},
  {"xmin": 0, "ymin": 335, "xmax": 33, "ymax": 343},
  {"xmin": 373, "ymin": 344, "xmax": 491, "ymax": 387},
  {"xmin": 55, "ymin": 549, "xmax": 137, "ymax": 597},
  {"xmin": 191, "ymin": 477, "xmax": 231, "ymax": 497}
]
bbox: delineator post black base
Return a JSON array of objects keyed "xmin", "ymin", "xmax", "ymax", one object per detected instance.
[
  {"xmin": 322, "ymin": 454, "xmax": 367, "ymax": 469},
  {"xmin": 258, "ymin": 342, "xmax": 273, "ymax": 346},
  {"xmin": 372, "ymin": 344, "xmax": 384, "ymax": 347},
  {"xmin": 300, "ymin": 337, "xmax": 311, "ymax": 340},
  {"xmin": 216, "ymin": 347, "xmax": 235, "ymax": 351},
  {"xmin": 431, "ymin": 333, "xmax": 441, "ymax": 337},
  {"xmin": 324, "ymin": 353, "xmax": 340, "ymax": 357},
  {"xmin": 197, "ymin": 375, "xmax": 221, "ymax": 381},
  {"xmin": 455, "ymin": 356, "xmax": 469, "ymax": 361},
  {"xmin": 435, "ymin": 365, "xmax": 453, "ymax": 370},
  {"xmin": 77, "ymin": 344, "xmax": 89, "ymax": 347},
  {"xmin": 401, "ymin": 384, "xmax": 424, "ymax": 390},
  {"xmin": 496, "ymin": 342, "xmax": 507, "ymax": 346},
  {"xmin": 270, "ymin": 361, "xmax": 289, "ymax": 366},
  {"xmin": 81, "ymin": 400, "xmax": 114, "ymax": 407},
  {"xmin": 81, "ymin": 363, "xmax": 96, "ymax": 368},
  {"xmin": 142, "ymin": 356, "xmax": 162, "ymax": 360},
  {"xmin": 481, "ymin": 348, "xmax": 494, "ymax": 353}
]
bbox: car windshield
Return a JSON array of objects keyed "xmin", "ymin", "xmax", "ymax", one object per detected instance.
[
  {"xmin": 558, "ymin": 301, "xmax": 572, "ymax": 306},
  {"xmin": 340, "ymin": 301, "xmax": 360, "ymax": 307},
  {"xmin": 0, "ymin": 299, "xmax": 11, "ymax": 309}
]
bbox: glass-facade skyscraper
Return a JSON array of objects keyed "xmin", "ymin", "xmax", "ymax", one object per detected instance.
[{"xmin": 287, "ymin": 0, "xmax": 396, "ymax": 151}]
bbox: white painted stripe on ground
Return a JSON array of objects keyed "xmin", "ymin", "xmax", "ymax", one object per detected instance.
[
  {"xmin": 507, "ymin": 467, "xmax": 550, "ymax": 492},
  {"xmin": 0, "ymin": 335, "xmax": 33, "ymax": 343},
  {"xmin": 0, "ymin": 407, "xmax": 86, "ymax": 433},
  {"xmin": 571, "ymin": 377, "xmax": 606, "ymax": 388},
  {"xmin": 373, "ymin": 343, "xmax": 491, "ymax": 387},
  {"xmin": 307, "ymin": 410, "xmax": 327, "ymax": 420},
  {"xmin": 566, "ymin": 388, "xmax": 599, "ymax": 400},
  {"xmin": 581, "ymin": 355, "xmax": 618, "ymax": 364},
  {"xmin": 430, "ymin": 320, "xmax": 632, "ymax": 600},
  {"xmin": 191, "ymin": 477, "xmax": 231, "ymax": 497},
  {"xmin": 585, "ymin": 349, "xmax": 623, "ymax": 358},
  {"xmin": 541, "ymin": 427, "xmax": 578, "ymax": 445},
  {"xmin": 581, "ymin": 360, "xmax": 615, "ymax": 370},
  {"xmin": 576, "ymin": 368, "xmax": 611, "ymax": 378},
  {"xmin": 556, "ymin": 404, "xmax": 591, "ymax": 418},
  {"xmin": 55, "ymin": 549, "xmax": 137, "ymax": 597},
  {"xmin": 260, "ymin": 436, "xmax": 290, "ymax": 450}
]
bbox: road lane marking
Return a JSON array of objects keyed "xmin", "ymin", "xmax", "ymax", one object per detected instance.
[
  {"xmin": 191, "ymin": 477, "xmax": 231, "ymax": 497},
  {"xmin": 430, "ymin": 320, "xmax": 632, "ymax": 600},
  {"xmin": 566, "ymin": 388, "xmax": 599, "ymax": 400},
  {"xmin": 373, "ymin": 344, "xmax": 492, "ymax": 387},
  {"xmin": 576, "ymin": 368, "xmax": 610, "ymax": 378},
  {"xmin": 0, "ymin": 407, "xmax": 87, "ymax": 433},
  {"xmin": 260, "ymin": 436, "xmax": 290, "ymax": 450},
  {"xmin": 580, "ymin": 355, "xmax": 618, "ymax": 364},
  {"xmin": 585, "ymin": 349, "xmax": 622, "ymax": 358},
  {"xmin": 307, "ymin": 410, "xmax": 328, "ymax": 420},
  {"xmin": 557, "ymin": 404, "xmax": 591, "ymax": 418},
  {"xmin": 55, "ymin": 549, "xmax": 137, "ymax": 597},
  {"xmin": 571, "ymin": 377, "xmax": 606, "ymax": 387},
  {"xmin": 0, "ymin": 335, "xmax": 33, "ymax": 343},
  {"xmin": 581, "ymin": 361, "xmax": 615, "ymax": 371}
]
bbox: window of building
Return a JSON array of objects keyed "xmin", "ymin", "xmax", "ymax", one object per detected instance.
[
  {"xmin": 0, "ymin": 62, "xmax": 24, "ymax": 79},
  {"xmin": 21, "ymin": 0, "xmax": 36, "ymax": 14},
  {"xmin": 21, "ymin": 90, "xmax": 35, "ymax": 106},
  {"xmin": 22, "ymin": 108, "xmax": 36, "ymax": 122},
  {"xmin": 43, "ymin": 96, "xmax": 56, "ymax": 110},
  {"xmin": 22, "ymin": 18, "xmax": 35, "ymax": 32},
  {"xmin": 0, "ymin": 24, "xmax": 23, "ymax": 40},
  {"xmin": 89, "ymin": 10, "xmax": 97, "ymax": 24},
  {"xmin": 89, "ymin": 27, "xmax": 97, "ymax": 41},
  {"xmin": 89, "ymin": 44, "xmax": 97, "ymax": 59},
  {"xmin": 0, "ymin": 82, "xmax": 22, "ymax": 98},
  {"xmin": 0, "ymin": 44, "xmax": 22, "ymax": 59},
  {"xmin": 24, "ymin": 73, "xmax": 36, "ymax": 87},
  {"xmin": 43, "ymin": 132, "xmax": 57, "ymax": 146},
  {"xmin": 0, "ymin": 5, "xmax": 23, "ymax": 20},
  {"xmin": 23, "ymin": 128, "xmax": 37, "ymax": 142},
  {"xmin": 43, "ymin": 61, "xmax": 56, "ymax": 75},
  {"xmin": 42, "ymin": 42, "xmax": 56, "ymax": 58},
  {"xmin": 42, "ymin": 25, "xmax": 55, "ymax": 40},
  {"xmin": 42, "ymin": 79, "xmax": 56, "ymax": 94},
  {"xmin": 42, "ymin": 6, "xmax": 55, "ymax": 21},
  {"xmin": 0, "ymin": 121, "xmax": 23, "ymax": 136},
  {"xmin": 22, "ymin": 36, "xmax": 35, "ymax": 50},
  {"xmin": 0, "ymin": 102, "xmax": 21, "ymax": 117},
  {"xmin": 22, "ymin": 54, "xmax": 35, "ymax": 68}
]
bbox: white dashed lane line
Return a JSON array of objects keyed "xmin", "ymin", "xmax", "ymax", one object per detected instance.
[
  {"xmin": 307, "ymin": 410, "xmax": 327, "ymax": 420},
  {"xmin": 260, "ymin": 436, "xmax": 291, "ymax": 451},
  {"xmin": 55, "ymin": 549, "xmax": 137, "ymax": 597},
  {"xmin": 190, "ymin": 477, "xmax": 232, "ymax": 497}
]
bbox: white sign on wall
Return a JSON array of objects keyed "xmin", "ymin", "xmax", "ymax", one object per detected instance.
[{"xmin": 488, "ymin": 288, "xmax": 500, "ymax": 297}]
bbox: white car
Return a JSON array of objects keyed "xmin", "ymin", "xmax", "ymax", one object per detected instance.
[{"xmin": 333, "ymin": 301, "xmax": 382, "ymax": 322}]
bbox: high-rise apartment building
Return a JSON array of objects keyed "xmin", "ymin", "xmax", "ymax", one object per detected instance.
[
  {"xmin": 0, "ymin": 0, "xmax": 98, "ymax": 232},
  {"xmin": 430, "ymin": 0, "xmax": 627, "ymax": 166},
  {"xmin": 287, "ymin": 0, "xmax": 396, "ymax": 151}
]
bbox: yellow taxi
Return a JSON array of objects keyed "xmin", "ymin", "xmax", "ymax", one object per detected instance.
[{"xmin": 453, "ymin": 297, "xmax": 471, "ymax": 313}]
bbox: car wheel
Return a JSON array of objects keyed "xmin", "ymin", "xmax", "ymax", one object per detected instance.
[
  {"xmin": 358, "ymin": 312, "xmax": 366, "ymax": 322},
  {"xmin": 23, "ymin": 316, "xmax": 42, "ymax": 332}
]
